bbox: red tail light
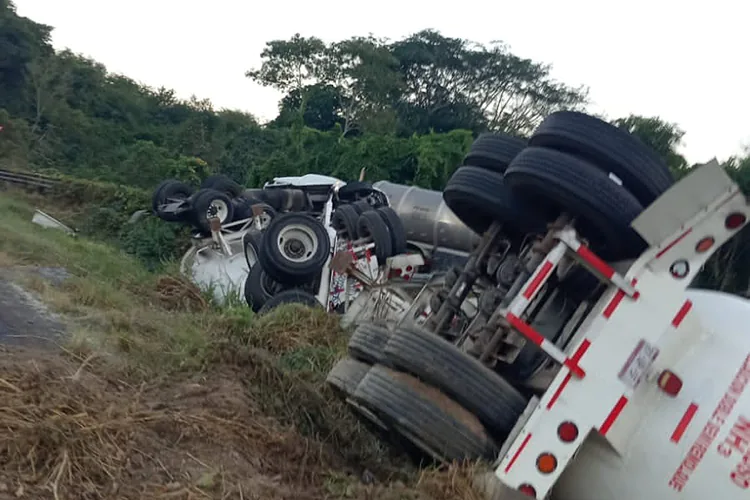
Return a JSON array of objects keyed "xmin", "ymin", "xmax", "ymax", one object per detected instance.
[
  {"xmin": 658, "ymin": 370, "xmax": 683, "ymax": 396},
  {"xmin": 518, "ymin": 484, "xmax": 537, "ymax": 497},
  {"xmin": 536, "ymin": 453, "xmax": 557, "ymax": 474},
  {"xmin": 725, "ymin": 212, "xmax": 746, "ymax": 230},
  {"xmin": 557, "ymin": 421, "xmax": 579, "ymax": 443},
  {"xmin": 695, "ymin": 237, "xmax": 714, "ymax": 253}
]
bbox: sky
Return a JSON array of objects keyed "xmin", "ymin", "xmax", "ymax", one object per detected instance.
[{"xmin": 13, "ymin": 0, "xmax": 750, "ymax": 164}]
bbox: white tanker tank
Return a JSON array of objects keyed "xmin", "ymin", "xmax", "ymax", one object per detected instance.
[{"xmin": 372, "ymin": 180, "xmax": 480, "ymax": 258}]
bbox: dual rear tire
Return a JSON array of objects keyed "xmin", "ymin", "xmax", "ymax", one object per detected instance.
[
  {"xmin": 444, "ymin": 111, "xmax": 675, "ymax": 261},
  {"xmin": 327, "ymin": 322, "xmax": 527, "ymax": 463}
]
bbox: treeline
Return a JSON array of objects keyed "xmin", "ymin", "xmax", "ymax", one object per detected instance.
[
  {"xmin": 1, "ymin": 0, "xmax": 750, "ymax": 294},
  {"xmin": 0, "ymin": 0, "xmax": 690, "ymax": 191}
]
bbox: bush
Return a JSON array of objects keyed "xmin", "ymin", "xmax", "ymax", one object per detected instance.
[{"xmin": 119, "ymin": 216, "xmax": 190, "ymax": 271}]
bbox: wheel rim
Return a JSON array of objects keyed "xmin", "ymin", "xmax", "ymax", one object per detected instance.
[
  {"xmin": 207, "ymin": 199, "xmax": 229, "ymax": 222},
  {"xmin": 277, "ymin": 224, "xmax": 318, "ymax": 263},
  {"xmin": 245, "ymin": 244, "xmax": 259, "ymax": 268}
]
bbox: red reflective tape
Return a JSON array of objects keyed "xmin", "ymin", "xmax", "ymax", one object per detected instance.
[
  {"xmin": 547, "ymin": 374, "xmax": 571, "ymax": 409},
  {"xmin": 672, "ymin": 300, "xmax": 693, "ymax": 327},
  {"xmin": 600, "ymin": 396, "xmax": 629, "ymax": 436},
  {"xmin": 506, "ymin": 313, "xmax": 546, "ymax": 347},
  {"xmin": 602, "ymin": 278, "xmax": 638, "ymax": 319},
  {"xmin": 547, "ymin": 339, "xmax": 591, "ymax": 409},
  {"xmin": 504, "ymin": 433, "xmax": 532, "ymax": 473},
  {"xmin": 603, "ymin": 289, "xmax": 625, "ymax": 319},
  {"xmin": 523, "ymin": 261, "xmax": 554, "ymax": 299},
  {"xmin": 656, "ymin": 228, "xmax": 692, "ymax": 259},
  {"xmin": 576, "ymin": 245, "xmax": 615, "ymax": 279},
  {"xmin": 671, "ymin": 403, "xmax": 699, "ymax": 443},
  {"xmin": 563, "ymin": 358, "xmax": 586, "ymax": 378}
]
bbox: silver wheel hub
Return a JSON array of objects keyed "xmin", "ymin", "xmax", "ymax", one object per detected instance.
[{"xmin": 277, "ymin": 224, "xmax": 318, "ymax": 263}]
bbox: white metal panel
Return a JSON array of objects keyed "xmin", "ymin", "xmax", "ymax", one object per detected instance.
[
  {"xmin": 554, "ymin": 290, "xmax": 750, "ymax": 500},
  {"xmin": 631, "ymin": 160, "xmax": 734, "ymax": 246},
  {"xmin": 265, "ymin": 174, "xmax": 343, "ymax": 187}
]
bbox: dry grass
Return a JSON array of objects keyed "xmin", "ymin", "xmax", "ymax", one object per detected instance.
[
  {"xmin": 0, "ymin": 347, "xmax": 489, "ymax": 500},
  {"xmin": 0, "ymin": 190, "xmax": 492, "ymax": 499},
  {"xmin": 0, "ymin": 347, "xmax": 345, "ymax": 499}
]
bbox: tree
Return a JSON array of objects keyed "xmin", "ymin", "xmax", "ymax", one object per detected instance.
[
  {"xmin": 246, "ymin": 34, "xmax": 327, "ymax": 100},
  {"xmin": 248, "ymin": 30, "xmax": 589, "ymax": 137},
  {"xmin": 273, "ymin": 83, "xmax": 344, "ymax": 131},
  {"xmin": 0, "ymin": 0, "xmax": 53, "ymax": 115},
  {"xmin": 324, "ymin": 36, "xmax": 403, "ymax": 137},
  {"xmin": 613, "ymin": 115, "xmax": 687, "ymax": 172},
  {"xmin": 390, "ymin": 30, "xmax": 589, "ymax": 136}
]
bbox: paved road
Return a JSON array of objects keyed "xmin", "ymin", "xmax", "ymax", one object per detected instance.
[{"xmin": 0, "ymin": 273, "xmax": 65, "ymax": 346}]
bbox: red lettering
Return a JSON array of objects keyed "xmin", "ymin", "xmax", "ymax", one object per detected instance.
[
  {"xmin": 731, "ymin": 459, "xmax": 750, "ymax": 489},
  {"xmin": 705, "ymin": 422, "xmax": 720, "ymax": 439},
  {"xmin": 724, "ymin": 433, "xmax": 749, "ymax": 455},
  {"xmin": 722, "ymin": 416, "xmax": 750, "ymax": 456},
  {"xmin": 730, "ymin": 373, "xmax": 750, "ymax": 394},
  {"xmin": 714, "ymin": 394, "xmax": 737, "ymax": 423},
  {"xmin": 731, "ymin": 470, "xmax": 750, "ymax": 489},
  {"xmin": 669, "ymin": 468, "xmax": 687, "ymax": 492},
  {"xmin": 669, "ymin": 354, "xmax": 750, "ymax": 491},
  {"xmin": 669, "ymin": 477, "xmax": 684, "ymax": 492}
]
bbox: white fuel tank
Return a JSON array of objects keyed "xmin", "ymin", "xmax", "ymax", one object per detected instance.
[
  {"xmin": 180, "ymin": 237, "xmax": 248, "ymax": 305},
  {"xmin": 554, "ymin": 288, "xmax": 750, "ymax": 500}
]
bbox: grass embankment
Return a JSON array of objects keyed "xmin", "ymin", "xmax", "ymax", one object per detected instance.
[{"xmin": 0, "ymin": 190, "xmax": 488, "ymax": 499}]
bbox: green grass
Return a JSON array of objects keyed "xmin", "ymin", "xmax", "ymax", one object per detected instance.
[
  {"xmin": 0, "ymin": 189, "xmax": 497, "ymax": 500},
  {"xmin": 0, "ymin": 192, "xmax": 349, "ymax": 375}
]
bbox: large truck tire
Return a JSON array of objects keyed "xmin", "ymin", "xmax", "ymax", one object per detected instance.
[
  {"xmin": 259, "ymin": 213, "xmax": 331, "ymax": 285},
  {"xmin": 351, "ymin": 200, "xmax": 373, "ymax": 214},
  {"xmin": 357, "ymin": 211, "xmax": 393, "ymax": 263},
  {"xmin": 244, "ymin": 264, "xmax": 287, "ymax": 312},
  {"xmin": 353, "ymin": 364, "xmax": 498, "ymax": 462},
  {"xmin": 257, "ymin": 288, "xmax": 322, "ymax": 314},
  {"xmin": 463, "ymin": 133, "xmax": 527, "ymax": 174},
  {"xmin": 376, "ymin": 207, "xmax": 408, "ymax": 255},
  {"xmin": 191, "ymin": 189, "xmax": 235, "ymax": 233},
  {"xmin": 331, "ymin": 205, "xmax": 360, "ymax": 240},
  {"xmin": 528, "ymin": 111, "xmax": 674, "ymax": 206},
  {"xmin": 384, "ymin": 326, "xmax": 527, "ymax": 439},
  {"xmin": 326, "ymin": 357, "xmax": 371, "ymax": 400},
  {"xmin": 242, "ymin": 230, "xmax": 263, "ymax": 269},
  {"xmin": 443, "ymin": 166, "xmax": 546, "ymax": 237},
  {"xmin": 326, "ymin": 357, "xmax": 392, "ymax": 439},
  {"xmin": 152, "ymin": 180, "xmax": 193, "ymax": 222},
  {"xmin": 505, "ymin": 146, "xmax": 647, "ymax": 260},
  {"xmin": 201, "ymin": 174, "xmax": 243, "ymax": 198},
  {"xmin": 348, "ymin": 323, "xmax": 391, "ymax": 365}
]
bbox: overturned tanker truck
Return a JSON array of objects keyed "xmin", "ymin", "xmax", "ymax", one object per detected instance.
[
  {"xmin": 328, "ymin": 110, "xmax": 750, "ymax": 500},
  {"xmin": 157, "ymin": 169, "xmax": 479, "ymax": 309}
]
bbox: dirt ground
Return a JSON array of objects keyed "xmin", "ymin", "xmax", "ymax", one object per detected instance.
[{"xmin": 0, "ymin": 269, "xmax": 490, "ymax": 500}]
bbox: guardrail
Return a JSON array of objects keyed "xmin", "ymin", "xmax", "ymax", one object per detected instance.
[{"xmin": 0, "ymin": 169, "xmax": 59, "ymax": 190}]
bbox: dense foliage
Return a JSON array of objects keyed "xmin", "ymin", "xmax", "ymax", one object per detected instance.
[{"xmin": 1, "ymin": 0, "xmax": 749, "ymax": 293}]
